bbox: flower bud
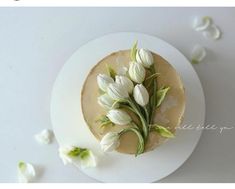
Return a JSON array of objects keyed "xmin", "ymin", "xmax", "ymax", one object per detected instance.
[
  {"xmin": 128, "ymin": 61, "xmax": 146, "ymax": 83},
  {"xmin": 107, "ymin": 83, "xmax": 129, "ymax": 100},
  {"xmin": 115, "ymin": 75, "xmax": 134, "ymax": 94},
  {"xmin": 136, "ymin": 48, "xmax": 154, "ymax": 68},
  {"xmin": 97, "ymin": 74, "xmax": 114, "ymax": 92},
  {"xmin": 97, "ymin": 94, "xmax": 119, "ymax": 109},
  {"xmin": 100, "ymin": 132, "xmax": 120, "ymax": 152},
  {"xmin": 107, "ymin": 109, "xmax": 132, "ymax": 125},
  {"xmin": 133, "ymin": 84, "xmax": 149, "ymax": 106}
]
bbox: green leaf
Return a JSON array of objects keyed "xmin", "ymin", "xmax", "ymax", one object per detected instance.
[
  {"xmin": 149, "ymin": 65, "xmax": 158, "ymax": 124},
  {"xmin": 156, "ymin": 86, "xmax": 170, "ymax": 107},
  {"xmin": 119, "ymin": 127, "xmax": 145, "ymax": 156},
  {"xmin": 96, "ymin": 115, "xmax": 109, "ymax": 123},
  {"xmin": 106, "ymin": 64, "xmax": 116, "ymax": 79},
  {"xmin": 130, "ymin": 41, "xmax": 138, "ymax": 61},
  {"xmin": 145, "ymin": 73, "xmax": 160, "ymax": 81},
  {"xmin": 153, "ymin": 125, "xmax": 175, "ymax": 138},
  {"xmin": 96, "ymin": 115, "xmax": 113, "ymax": 128}
]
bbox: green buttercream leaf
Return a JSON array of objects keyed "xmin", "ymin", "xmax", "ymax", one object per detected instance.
[
  {"xmin": 153, "ymin": 125, "xmax": 175, "ymax": 138},
  {"xmin": 130, "ymin": 41, "xmax": 138, "ymax": 61},
  {"xmin": 156, "ymin": 86, "xmax": 170, "ymax": 107},
  {"xmin": 106, "ymin": 64, "xmax": 116, "ymax": 79}
]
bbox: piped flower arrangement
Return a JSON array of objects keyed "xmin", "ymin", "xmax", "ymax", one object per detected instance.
[{"xmin": 96, "ymin": 42, "xmax": 174, "ymax": 156}]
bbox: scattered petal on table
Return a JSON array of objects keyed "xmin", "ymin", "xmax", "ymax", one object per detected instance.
[
  {"xmin": 191, "ymin": 44, "xmax": 207, "ymax": 64},
  {"xmin": 34, "ymin": 129, "xmax": 54, "ymax": 145},
  {"xmin": 193, "ymin": 16, "xmax": 212, "ymax": 31},
  {"xmin": 203, "ymin": 24, "xmax": 221, "ymax": 40},
  {"xmin": 17, "ymin": 161, "xmax": 36, "ymax": 183}
]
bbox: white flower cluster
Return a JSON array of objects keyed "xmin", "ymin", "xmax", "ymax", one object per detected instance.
[{"xmin": 97, "ymin": 47, "xmax": 154, "ymax": 153}]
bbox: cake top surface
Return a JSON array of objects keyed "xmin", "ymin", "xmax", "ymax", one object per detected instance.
[{"xmin": 81, "ymin": 49, "xmax": 185, "ymax": 154}]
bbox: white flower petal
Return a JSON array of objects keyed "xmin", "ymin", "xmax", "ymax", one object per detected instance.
[
  {"xmin": 34, "ymin": 129, "xmax": 53, "ymax": 145},
  {"xmin": 79, "ymin": 150, "xmax": 97, "ymax": 169},
  {"xmin": 107, "ymin": 109, "xmax": 132, "ymax": 125},
  {"xmin": 203, "ymin": 24, "xmax": 221, "ymax": 40},
  {"xmin": 191, "ymin": 44, "xmax": 207, "ymax": 64},
  {"xmin": 17, "ymin": 161, "xmax": 36, "ymax": 183},
  {"xmin": 58, "ymin": 146, "xmax": 97, "ymax": 169},
  {"xmin": 133, "ymin": 84, "xmax": 149, "ymax": 107},
  {"xmin": 193, "ymin": 16, "xmax": 212, "ymax": 31},
  {"xmin": 115, "ymin": 75, "xmax": 134, "ymax": 94},
  {"xmin": 136, "ymin": 48, "xmax": 154, "ymax": 68},
  {"xmin": 100, "ymin": 132, "xmax": 120, "ymax": 152},
  {"xmin": 58, "ymin": 145, "xmax": 75, "ymax": 165},
  {"xmin": 97, "ymin": 74, "xmax": 114, "ymax": 92},
  {"xmin": 98, "ymin": 94, "xmax": 119, "ymax": 109},
  {"xmin": 107, "ymin": 83, "xmax": 129, "ymax": 100},
  {"xmin": 128, "ymin": 61, "xmax": 146, "ymax": 83}
]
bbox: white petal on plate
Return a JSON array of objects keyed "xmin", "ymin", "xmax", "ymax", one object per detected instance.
[
  {"xmin": 58, "ymin": 146, "xmax": 97, "ymax": 169},
  {"xmin": 203, "ymin": 24, "xmax": 221, "ymax": 40},
  {"xmin": 58, "ymin": 145, "xmax": 75, "ymax": 165},
  {"xmin": 17, "ymin": 161, "xmax": 36, "ymax": 183},
  {"xmin": 191, "ymin": 44, "xmax": 207, "ymax": 64},
  {"xmin": 193, "ymin": 16, "xmax": 212, "ymax": 31},
  {"xmin": 34, "ymin": 129, "xmax": 54, "ymax": 145},
  {"xmin": 79, "ymin": 150, "xmax": 97, "ymax": 169}
]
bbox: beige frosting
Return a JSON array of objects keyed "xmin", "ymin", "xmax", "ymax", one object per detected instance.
[{"xmin": 81, "ymin": 50, "xmax": 185, "ymax": 154}]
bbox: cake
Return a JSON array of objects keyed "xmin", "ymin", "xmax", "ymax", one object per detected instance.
[{"xmin": 81, "ymin": 43, "xmax": 185, "ymax": 155}]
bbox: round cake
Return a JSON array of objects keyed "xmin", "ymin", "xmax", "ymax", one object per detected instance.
[{"xmin": 81, "ymin": 49, "xmax": 185, "ymax": 155}]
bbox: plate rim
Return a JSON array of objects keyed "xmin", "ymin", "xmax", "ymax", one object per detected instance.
[{"xmin": 50, "ymin": 32, "xmax": 206, "ymax": 183}]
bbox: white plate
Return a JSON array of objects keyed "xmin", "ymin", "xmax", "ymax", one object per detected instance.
[{"xmin": 50, "ymin": 32, "xmax": 205, "ymax": 183}]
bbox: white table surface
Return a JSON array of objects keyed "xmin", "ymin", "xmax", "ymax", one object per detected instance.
[{"xmin": 0, "ymin": 7, "xmax": 235, "ymax": 183}]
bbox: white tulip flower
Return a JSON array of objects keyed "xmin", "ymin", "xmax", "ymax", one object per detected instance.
[
  {"xmin": 98, "ymin": 93, "xmax": 119, "ymax": 109},
  {"xmin": 133, "ymin": 84, "xmax": 149, "ymax": 107},
  {"xmin": 100, "ymin": 132, "xmax": 120, "ymax": 152},
  {"xmin": 34, "ymin": 129, "xmax": 53, "ymax": 145},
  {"xmin": 128, "ymin": 61, "xmax": 146, "ymax": 83},
  {"xmin": 59, "ymin": 146, "xmax": 96, "ymax": 169},
  {"xmin": 115, "ymin": 75, "xmax": 134, "ymax": 94},
  {"xmin": 136, "ymin": 48, "xmax": 154, "ymax": 68},
  {"xmin": 107, "ymin": 109, "xmax": 132, "ymax": 125},
  {"xmin": 97, "ymin": 74, "xmax": 114, "ymax": 92},
  {"xmin": 107, "ymin": 83, "xmax": 129, "ymax": 100},
  {"xmin": 17, "ymin": 161, "xmax": 36, "ymax": 183}
]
